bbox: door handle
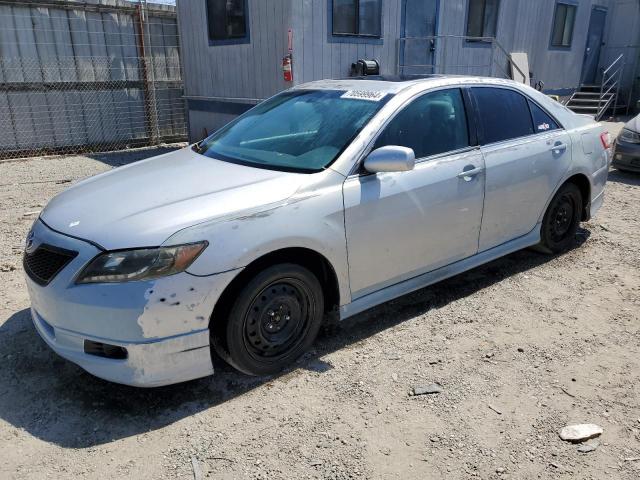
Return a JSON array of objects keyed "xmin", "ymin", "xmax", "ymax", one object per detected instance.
[
  {"xmin": 551, "ymin": 143, "xmax": 568, "ymax": 154},
  {"xmin": 457, "ymin": 166, "xmax": 484, "ymax": 180}
]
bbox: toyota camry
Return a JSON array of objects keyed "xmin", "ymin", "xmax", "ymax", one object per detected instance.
[{"xmin": 24, "ymin": 76, "xmax": 611, "ymax": 386}]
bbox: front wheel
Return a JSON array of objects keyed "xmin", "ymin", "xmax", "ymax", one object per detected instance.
[
  {"xmin": 537, "ymin": 182, "xmax": 583, "ymax": 254},
  {"xmin": 222, "ymin": 264, "xmax": 324, "ymax": 376}
]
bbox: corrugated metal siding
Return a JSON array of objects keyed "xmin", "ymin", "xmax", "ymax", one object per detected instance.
[
  {"xmin": 600, "ymin": 0, "xmax": 640, "ymax": 108},
  {"xmin": 436, "ymin": 0, "xmax": 640, "ymax": 93},
  {"xmin": 0, "ymin": 1, "xmax": 185, "ymax": 156},
  {"xmin": 177, "ymin": 0, "xmax": 292, "ymax": 101},
  {"xmin": 292, "ymin": 0, "xmax": 402, "ymax": 82},
  {"xmin": 179, "ymin": 0, "xmax": 640, "ymax": 141}
]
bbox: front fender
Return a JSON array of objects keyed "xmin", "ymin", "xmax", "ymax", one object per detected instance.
[{"xmin": 165, "ymin": 169, "xmax": 351, "ymax": 305}]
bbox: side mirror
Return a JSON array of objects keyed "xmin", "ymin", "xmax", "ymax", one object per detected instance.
[{"xmin": 363, "ymin": 146, "xmax": 415, "ymax": 173}]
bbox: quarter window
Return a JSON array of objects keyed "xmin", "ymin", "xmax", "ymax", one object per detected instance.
[
  {"xmin": 529, "ymin": 101, "xmax": 560, "ymax": 132},
  {"xmin": 551, "ymin": 3, "xmax": 577, "ymax": 48},
  {"xmin": 466, "ymin": 0, "xmax": 500, "ymax": 38},
  {"xmin": 207, "ymin": 0, "xmax": 248, "ymax": 43},
  {"xmin": 472, "ymin": 88, "xmax": 534, "ymax": 144},
  {"xmin": 374, "ymin": 89, "xmax": 470, "ymax": 159},
  {"xmin": 332, "ymin": 0, "xmax": 382, "ymax": 37}
]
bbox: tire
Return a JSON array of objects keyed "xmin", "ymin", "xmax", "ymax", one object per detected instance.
[
  {"xmin": 221, "ymin": 263, "xmax": 324, "ymax": 376},
  {"xmin": 537, "ymin": 182, "xmax": 583, "ymax": 254}
]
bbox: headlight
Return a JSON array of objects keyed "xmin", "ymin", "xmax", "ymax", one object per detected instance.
[
  {"xmin": 76, "ymin": 242, "xmax": 208, "ymax": 284},
  {"xmin": 619, "ymin": 128, "xmax": 640, "ymax": 144}
]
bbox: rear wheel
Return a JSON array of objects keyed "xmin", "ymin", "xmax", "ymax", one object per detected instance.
[
  {"xmin": 537, "ymin": 182, "xmax": 582, "ymax": 254},
  {"xmin": 221, "ymin": 263, "xmax": 324, "ymax": 376}
]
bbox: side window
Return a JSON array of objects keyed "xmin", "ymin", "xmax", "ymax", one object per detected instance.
[
  {"xmin": 207, "ymin": 0, "xmax": 249, "ymax": 44},
  {"xmin": 374, "ymin": 89, "xmax": 470, "ymax": 159},
  {"xmin": 472, "ymin": 88, "xmax": 534, "ymax": 144},
  {"xmin": 529, "ymin": 100, "xmax": 560, "ymax": 133}
]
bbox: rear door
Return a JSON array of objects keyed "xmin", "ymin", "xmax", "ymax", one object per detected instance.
[{"xmin": 471, "ymin": 87, "xmax": 572, "ymax": 251}]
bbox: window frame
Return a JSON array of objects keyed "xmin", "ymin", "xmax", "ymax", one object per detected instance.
[
  {"xmin": 328, "ymin": 0, "xmax": 384, "ymax": 45},
  {"xmin": 206, "ymin": 0, "xmax": 250, "ymax": 46},
  {"xmin": 549, "ymin": 1, "xmax": 578, "ymax": 50},
  {"xmin": 464, "ymin": 0, "xmax": 501, "ymax": 45},
  {"xmin": 352, "ymin": 87, "xmax": 479, "ymax": 176},
  {"xmin": 469, "ymin": 86, "xmax": 565, "ymax": 147}
]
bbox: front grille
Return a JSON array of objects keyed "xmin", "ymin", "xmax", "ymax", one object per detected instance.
[{"xmin": 23, "ymin": 244, "xmax": 78, "ymax": 285}]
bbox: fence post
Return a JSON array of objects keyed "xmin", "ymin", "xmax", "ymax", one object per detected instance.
[{"xmin": 134, "ymin": 2, "xmax": 159, "ymax": 145}]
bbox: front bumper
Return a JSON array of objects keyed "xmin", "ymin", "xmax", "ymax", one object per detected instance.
[
  {"xmin": 613, "ymin": 140, "xmax": 640, "ymax": 172},
  {"xmin": 31, "ymin": 308, "xmax": 214, "ymax": 387},
  {"xmin": 25, "ymin": 219, "xmax": 240, "ymax": 387}
]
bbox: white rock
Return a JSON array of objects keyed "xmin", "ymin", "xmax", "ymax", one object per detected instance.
[
  {"xmin": 413, "ymin": 383, "xmax": 443, "ymax": 395},
  {"xmin": 558, "ymin": 424, "xmax": 603, "ymax": 443}
]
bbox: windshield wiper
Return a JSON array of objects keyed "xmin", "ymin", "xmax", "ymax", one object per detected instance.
[{"xmin": 192, "ymin": 140, "xmax": 205, "ymax": 154}]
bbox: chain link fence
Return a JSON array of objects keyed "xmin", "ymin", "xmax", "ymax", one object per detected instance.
[{"xmin": 0, "ymin": 0, "xmax": 187, "ymax": 160}]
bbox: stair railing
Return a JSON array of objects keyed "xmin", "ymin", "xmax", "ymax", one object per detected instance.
[
  {"xmin": 596, "ymin": 53, "xmax": 624, "ymax": 120},
  {"xmin": 396, "ymin": 35, "xmax": 527, "ymax": 83},
  {"xmin": 490, "ymin": 38, "xmax": 528, "ymax": 83}
]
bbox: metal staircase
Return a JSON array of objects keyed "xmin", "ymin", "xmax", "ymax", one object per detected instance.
[{"xmin": 565, "ymin": 54, "xmax": 625, "ymax": 120}]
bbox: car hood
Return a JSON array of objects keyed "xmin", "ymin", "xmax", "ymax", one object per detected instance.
[
  {"xmin": 41, "ymin": 147, "xmax": 305, "ymax": 250},
  {"xmin": 624, "ymin": 114, "xmax": 640, "ymax": 134}
]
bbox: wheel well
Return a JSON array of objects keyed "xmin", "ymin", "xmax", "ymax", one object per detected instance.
[
  {"xmin": 564, "ymin": 174, "xmax": 591, "ymax": 221},
  {"xmin": 209, "ymin": 248, "xmax": 340, "ymax": 348}
]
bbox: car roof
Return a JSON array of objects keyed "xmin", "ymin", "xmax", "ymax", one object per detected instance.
[
  {"xmin": 293, "ymin": 75, "xmax": 524, "ymax": 95},
  {"xmin": 293, "ymin": 74, "xmax": 592, "ymax": 141}
]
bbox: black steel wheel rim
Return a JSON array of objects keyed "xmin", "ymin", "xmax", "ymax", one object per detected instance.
[
  {"xmin": 243, "ymin": 278, "xmax": 313, "ymax": 360},
  {"xmin": 550, "ymin": 193, "xmax": 575, "ymax": 242}
]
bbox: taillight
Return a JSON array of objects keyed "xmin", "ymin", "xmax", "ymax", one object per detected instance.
[{"xmin": 600, "ymin": 131, "xmax": 612, "ymax": 150}]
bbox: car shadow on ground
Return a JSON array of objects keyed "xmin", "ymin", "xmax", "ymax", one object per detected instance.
[
  {"xmin": 0, "ymin": 230, "xmax": 590, "ymax": 449},
  {"xmin": 608, "ymin": 168, "xmax": 640, "ymax": 186}
]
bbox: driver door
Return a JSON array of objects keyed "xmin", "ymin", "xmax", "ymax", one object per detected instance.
[{"xmin": 342, "ymin": 88, "xmax": 486, "ymax": 299}]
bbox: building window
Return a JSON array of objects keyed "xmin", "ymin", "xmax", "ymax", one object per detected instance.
[
  {"xmin": 466, "ymin": 0, "xmax": 500, "ymax": 38},
  {"xmin": 551, "ymin": 2, "xmax": 577, "ymax": 48},
  {"xmin": 332, "ymin": 0, "xmax": 382, "ymax": 37},
  {"xmin": 206, "ymin": 0, "xmax": 249, "ymax": 44}
]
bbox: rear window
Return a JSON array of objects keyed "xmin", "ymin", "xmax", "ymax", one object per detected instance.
[
  {"xmin": 472, "ymin": 87, "xmax": 534, "ymax": 144},
  {"xmin": 529, "ymin": 100, "xmax": 560, "ymax": 133}
]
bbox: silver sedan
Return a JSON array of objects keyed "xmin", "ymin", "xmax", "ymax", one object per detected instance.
[{"xmin": 24, "ymin": 76, "xmax": 611, "ymax": 386}]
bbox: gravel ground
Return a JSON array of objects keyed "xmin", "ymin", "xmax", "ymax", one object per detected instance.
[{"xmin": 1, "ymin": 129, "xmax": 639, "ymax": 479}]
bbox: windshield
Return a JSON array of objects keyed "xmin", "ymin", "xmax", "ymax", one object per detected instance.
[{"xmin": 195, "ymin": 89, "xmax": 391, "ymax": 172}]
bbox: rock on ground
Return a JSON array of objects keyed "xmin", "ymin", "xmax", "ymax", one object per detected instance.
[{"xmin": 559, "ymin": 424, "xmax": 604, "ymax": 443}]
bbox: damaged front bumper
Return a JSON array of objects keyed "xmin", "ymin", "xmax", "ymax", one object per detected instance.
[
  {"xmin": 31, "ymin": 308, "xmax": 214, "ymax": 387},
  {"xmin": 24, "ymin": 219, "xmax": 239, "ymax": 387}
]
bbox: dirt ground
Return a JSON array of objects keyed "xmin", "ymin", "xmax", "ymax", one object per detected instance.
[{"xmin": 1, "ymin": 127, "xmax": 639, "ymax": 480}]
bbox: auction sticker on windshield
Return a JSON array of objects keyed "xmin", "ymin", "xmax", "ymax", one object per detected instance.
[{"xmin": 340, "ymin": 90, "xmax": 387, "ymax": 102}]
